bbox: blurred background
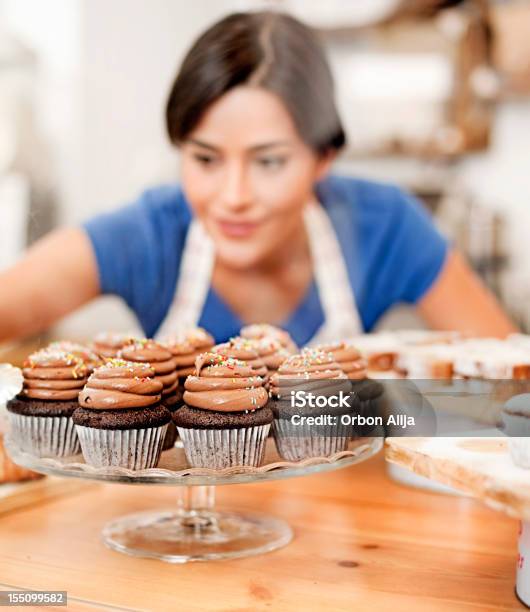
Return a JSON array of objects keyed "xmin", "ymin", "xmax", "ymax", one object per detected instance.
[{"xmin": 0, "ymin": 0, "xmax": 529, "ymax": 338}]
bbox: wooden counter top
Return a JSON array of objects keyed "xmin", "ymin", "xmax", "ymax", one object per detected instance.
[{"xmin": 0, "ymin": 453, "xmax": 524, "ymax": 611}]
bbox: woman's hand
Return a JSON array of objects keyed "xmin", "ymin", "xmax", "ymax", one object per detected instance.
[
  {"xmin": 0, "ymin": 228, "xmax": 100, "ymax": 342},
  {"xmin": 417, "ymin": 249, "xmax": 517, "ymax": 338}
]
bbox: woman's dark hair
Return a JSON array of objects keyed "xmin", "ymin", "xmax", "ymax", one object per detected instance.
[{"xmin": 165, "ymin": 11, "xmax": 346, "ymax": 156}]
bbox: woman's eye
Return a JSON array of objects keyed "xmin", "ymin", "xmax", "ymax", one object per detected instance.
[
  {"xmin": 193, "ymin": 153, "xmax": 218, "ymax": 166},
  {"xmin": 256, "ymin": 157, "xmax": 287, "ymax": 169}
]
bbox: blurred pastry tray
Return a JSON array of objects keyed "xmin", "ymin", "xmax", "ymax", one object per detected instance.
[
  {"xmin": 385, "ymin": 436, "xmax": 530, "ymax": 520},
  {"xmin": 0, "ymin": 477, "xmax": 94, "ymax": 516},
  {"xmin": 5, "ymin": 437, "xmax": 380, "ymax": 484}
]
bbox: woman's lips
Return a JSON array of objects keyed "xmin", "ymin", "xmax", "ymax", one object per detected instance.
[{"xmin": 216, "ymin": 219, "xmax": 260, "ymax": 238}]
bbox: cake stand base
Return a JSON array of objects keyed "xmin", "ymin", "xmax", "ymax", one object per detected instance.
[
  {"xmin": 102, "ymin": 485, "xmax": 293, "ymax": 563},
  {"xmin": 5, "ymin": 436, "xmax": 382, "ymax": 563}
]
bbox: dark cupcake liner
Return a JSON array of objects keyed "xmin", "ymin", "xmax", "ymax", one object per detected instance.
[
  {"xmin": 272, "ymin": 418, "xmax": 351, "ymax": 461},
  {"xmin": 8, "ymin": 413, "xmax": 80, "ymax": 458},
  {"xmin": 75, "ymin": 423, "xmax": 168, "ymax": 469},
  {"xmin": 177, "ymin": 424, "xmax": 270, "ymax": 469},
  {"xmin": 162, "ymin": 421, "xmax": 178, "ymax": 450}
]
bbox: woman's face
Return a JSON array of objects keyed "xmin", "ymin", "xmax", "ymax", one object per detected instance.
[{"xmin": 180, "ymin": 86, "xmax": 332, "ymax": 269}]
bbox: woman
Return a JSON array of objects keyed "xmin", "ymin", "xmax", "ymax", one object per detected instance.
[{"xmin": 0, "ymin": 11, "xmax": 516, "ymax": 346}]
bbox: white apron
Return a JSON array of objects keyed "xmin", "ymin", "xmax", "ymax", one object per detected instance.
[{"xmin": 155, "ymin": 202, "xmax": 362, "ymax": 346}]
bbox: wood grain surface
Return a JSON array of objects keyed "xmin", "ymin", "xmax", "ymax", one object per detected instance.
[
  {"xmin": 0, "ymin": 453, "xmax": 524, "ymax": 611},
  {"xmin": 0, "ymin": 477, "xmax": 93, "ymax": 517}
]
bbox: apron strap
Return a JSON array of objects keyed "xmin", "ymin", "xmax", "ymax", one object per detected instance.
[
  {"xmin": 154, "ymin": 219, "xmax": 214, "ymax": 340},
  {"xmin": 303, "ymin": 202, "xmax": 363, "ymax": 345}
]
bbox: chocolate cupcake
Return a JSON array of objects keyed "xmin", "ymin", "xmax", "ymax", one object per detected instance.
[
  {"xmin": 162, "ymin": 327, "xmax": 214, "ymax": 390},
  {"xmin": 213, "ymin": 337, "xmax": 269, "ymax": 382},
  {"xmin": 157, "ymin": 338, "xmax": 197, "ymax": 449},
  {"xmin": 6, "ymin": 348, "xmax": 88, "ymax": 457},
  {"xmin": 311, "ymin": 342, "xmax": 383, "ymax": 433},
  {"xmin": 174, "ymin": 352, "xmax": 272, "ymax": 469},
  {"xmin": 162, "ymin": 327, "xmax": 214, "ymax": 388},
  {"xmin": 312, "ymin": 343, "xmax": 367, "ymax": 381},
  {"xmin": 47, "ymin": 341, "xmax": 102, "ymax": 373},
  {"xmin": 91, "ymin": 332, "xmax": 139, "ymax": 359},
  {"xmin": 119, "ymin": 339, "xmax": 179, "ymax": 450},
  {"xmin": 245, "ymin": 337, "xmax": 290, "ymax": 382},
  {"xmin": 160, "ymin": 330, "xmax": 215, "ymax": 450},
  {"xmin": 269, "ymin": 349, "xmax": 352, "ymax": 461},
  {"xmin": 73, "ymin": 359, "xmax": 170, "ymax": 469},
  {"xmin": 181, "ymin": 327, "xmax": 215, "ymax": 352},
  {"xmin": 240, "ymin": 324, "xmax": 298, "ymax": 354},
  {"xmin": 119, "ymin": 340, "xmax": 178, "ymax": 398}
]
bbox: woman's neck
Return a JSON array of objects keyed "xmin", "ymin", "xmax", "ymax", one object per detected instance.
[
  {"xmin": 255, "ymin": 219, "xmax": 309, "ymax": 276},
  {"xmin": 212, "ymin": 214, "xmax": 313, "ymax": 324}
]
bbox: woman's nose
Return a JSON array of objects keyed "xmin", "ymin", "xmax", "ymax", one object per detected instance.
[{"xmin": 221, "ymin": 162, "xmax": 252, "ymax": 211}]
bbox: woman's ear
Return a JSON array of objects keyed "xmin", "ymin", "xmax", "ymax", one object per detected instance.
[{"xmin": 314, "ymin": 150, "xmax": 337, "ymax": 181}]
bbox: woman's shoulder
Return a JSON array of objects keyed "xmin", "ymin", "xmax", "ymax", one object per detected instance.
[
  {"xmin": 82, "ymin": 183, "xmax": 192, "ymax": 337},
  {"xmin": 316, "ymin": 174, "xmax": 413, "ymax": 217},
  {"xmin": 84, "ymin": 183, "xmax": 192, "ymax": 235},
  {"xmin": 317, "ymin": 174, "xmax": 449, "ymax": 326},
  {"xmin": 136, "ymin": 183, "xmax": 193, "ymax": 224},
  {"xmin": 316, "ymin": 172, "xmax": 447, "ymax": 273}
]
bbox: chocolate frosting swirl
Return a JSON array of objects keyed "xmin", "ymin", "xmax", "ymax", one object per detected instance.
[
  {"xmin": 162, "ymin": 328, "xmax": 215, "ymax": 380},
  {"xmin": 178, "ymin": 327, "xmax": 215, "ymax": 350},
  {"xmin": 312, "ymin": 342, "xmax": 367, "ymax": 380},
  {"xmin": 91, "ymin": 332, "xmax": 139, "ymax": 358},
  {"xmin": 249, "ymin": 337, "xmax": 290, "ymax": 372},
  {"xmin": 118, "ymin": 340, "xmax": 178, "ymax": 396},
  {"xmin": 47, "ymin": 341, "xmax": 102, "ymax": 373},
  {"xmin": 183, "ymin": 352, "xmax": 268, "ymax": 413},
  {"xmin": 21, "ymin": 349, "xmax": 89, "ymax": 401},
  {"xmin": 78, "ymin": 359, "xmax": 162, "ymax": 410},
  {"xmin": 269, "ymin": 349, "xmax": 350, "ymax": 399},
  {"xmin": 213, "ymin": 338, "xmax": 268, "ymax": 379},
  {"xmin": 240, "ymin": 323, "xmax": 298, "ymax": 354}
]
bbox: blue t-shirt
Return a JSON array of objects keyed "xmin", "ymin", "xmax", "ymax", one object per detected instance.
[{"xmin": 83, "ymin": 175, "xmax": 448, "ymax": 345}]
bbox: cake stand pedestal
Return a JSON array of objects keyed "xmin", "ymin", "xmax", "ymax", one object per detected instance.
[
  {"xmin": 6, "ymin": 436, "xmax": 382, "ymax": 563},
  {"xmin": 102, "ymin": 485, "xmax": 292, "ymax": 562}
]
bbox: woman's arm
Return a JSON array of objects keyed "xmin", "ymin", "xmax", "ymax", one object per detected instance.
[
  {"xmin": 0, "ymin": 228, "xmax": 100, "ymax": 342},
  {"xmin": 416, "ymin": 249, "xmax": 517, "ymax": 338}
]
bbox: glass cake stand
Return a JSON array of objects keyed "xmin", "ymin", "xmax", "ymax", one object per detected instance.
[{"xmin": 5, "ymin": 436, "xmax": 382, "ymax": 564}]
